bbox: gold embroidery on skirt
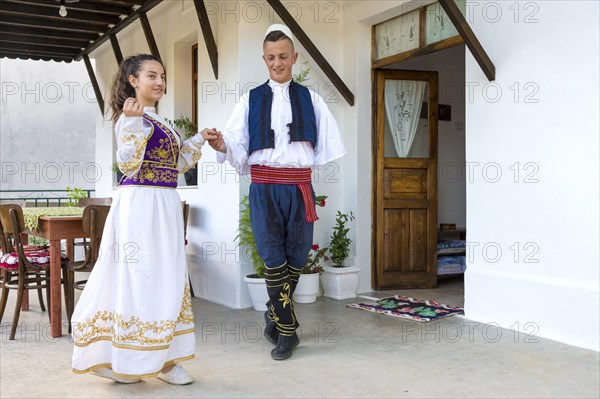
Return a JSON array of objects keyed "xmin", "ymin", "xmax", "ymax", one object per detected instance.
[{"xmin": 74, "ymin": 285, "xmax": 194, "ymax": 349}]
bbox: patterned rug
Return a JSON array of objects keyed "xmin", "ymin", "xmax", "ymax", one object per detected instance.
[{"xmin": 346, "ymin": 295, "xmax": 464, "ymax": 322}]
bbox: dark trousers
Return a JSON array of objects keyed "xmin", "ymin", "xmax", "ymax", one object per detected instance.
[{"xmin": 250, "ymin": 183, "xmax": 313, "ymax": 335}]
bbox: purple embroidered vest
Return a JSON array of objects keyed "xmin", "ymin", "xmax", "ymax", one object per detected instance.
[{"xmin": 119, "ymin": 114, "xmax": 180, "ymax": 189}]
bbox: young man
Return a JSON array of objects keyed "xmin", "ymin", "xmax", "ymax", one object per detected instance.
[{"xmin": 204, "ymin": 24, "xmax": 345, "ymax": 360}]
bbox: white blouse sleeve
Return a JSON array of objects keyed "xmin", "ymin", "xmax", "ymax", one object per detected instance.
[
  {"xmin": 115, "ymin": 115, "xmax": 152, "ymax": 177},
  {"xmin": 178, "ymin": 134, "xmax": 206, "ymax": 173},
  {"xmin": 216, "ymin": 95, "xmax": 251, "ymax": 175},
  {"xmin": 312, "ymin": 91, "xmax": 346, "ymax": 168}
]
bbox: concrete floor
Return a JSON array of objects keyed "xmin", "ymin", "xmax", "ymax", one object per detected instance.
[{"xmin": 1, "ymin": 279, "xmax": 598, "ymax": 398}]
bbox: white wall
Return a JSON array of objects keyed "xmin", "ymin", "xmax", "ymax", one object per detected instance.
[{"xmin": 464, "ymin": 0, "xmax": 599, "ymax": 351}]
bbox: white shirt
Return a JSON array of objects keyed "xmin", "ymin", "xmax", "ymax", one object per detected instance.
[{"xmin": 217, "ymin": 79, "xmax": 345, "ymax": 175}]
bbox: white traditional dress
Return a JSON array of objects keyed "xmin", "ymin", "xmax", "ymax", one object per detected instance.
[{"xmin": 71, "ymin": 107, "xmax": 203, "ymax": 379}]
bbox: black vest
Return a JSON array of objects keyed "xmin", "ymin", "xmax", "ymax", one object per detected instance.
[{"xmin": 248, "ymin": 80, "xmax": 317, "ymax": 155}]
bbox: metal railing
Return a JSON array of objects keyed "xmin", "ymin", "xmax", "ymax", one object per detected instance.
[{"xmin": 0, "ymin": 189, "xmax": 93, "ymax": 207}]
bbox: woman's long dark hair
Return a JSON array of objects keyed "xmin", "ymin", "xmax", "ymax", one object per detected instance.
[{"xmin": 109, "ymin": 54, "xmax": 164, "ymax": 122}]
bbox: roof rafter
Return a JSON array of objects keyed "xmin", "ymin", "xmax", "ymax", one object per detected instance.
[
  {"xmin": 75, "ymin": 0, "xmax": 164, "ymax": 61},
  {"xmin": 438, "ymin": 0, "xmax": 495, "ymax": 81}
]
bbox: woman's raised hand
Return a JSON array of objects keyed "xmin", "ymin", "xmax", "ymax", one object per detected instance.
[{"xmin": 123, "ymin": 97, "xmax": 144, "ymax": 117}]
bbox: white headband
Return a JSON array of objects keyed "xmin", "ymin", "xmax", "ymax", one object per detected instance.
[{"xmin": 264, "ymin": 24, "xmax": 294, "ymax": 45}]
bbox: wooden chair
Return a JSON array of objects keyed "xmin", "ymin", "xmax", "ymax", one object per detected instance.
[
  {"xmin": 65, "ymin": 205, "xmax": 111, "ymax": 333},
  {"xmin": 74, "ymin": 197, "xmax": 112, "ymax": 249},
  {"xmin": 0, "ymin": 200, "xmax": 26, "ymax": 207},
  {"xmin": 77, "ymin": 197, "xmax": 113, "ymax": 207},
  {"xmin": 0, "ymin": 204, "xmax": 68, "ymax": 340},
  {"xmin": 0, "ymin": 201, "xmax": 26, "ymax": 287}
]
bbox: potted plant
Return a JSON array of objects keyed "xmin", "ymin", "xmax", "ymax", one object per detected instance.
[
  {"xmin": 292, "ymin": 60, "xmax": 311, "ymax": 85},
  {"xmin": 111, "ymin": 162, "xmax": 124, "ymax": 184},
  {"xmin": 292, "ymin": 194, "xmax": 327, "ymax": 303},
  {"xmin": 321, "ymin": 211, "xmax": 361, "ymax": 300},
  {"xmin": 66, "ymin": 186, "xmax": 87, "ymax": 207},
  {"xmin": 236, "ymin": 195, "xmax": 268, "ymax": 311},
  {"xmin": 293, "ymin": 243, "xmax": 327, "ymax": 304},
  {"xmin": 165, "ymin": 114, "xmax": 199, "ymax": 186}
]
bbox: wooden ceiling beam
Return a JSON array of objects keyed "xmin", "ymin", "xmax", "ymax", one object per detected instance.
[
  {"xmin": 0, "ymin": 43, "xmax": 79, "ymax": 57},
  {"xmin": 76, "ymin": 0, "xmax": 164, "ymax": 61},
  {"xmin": 4, "ymin": 0, "xmax": 132, "ymax": 16},
  {"xmin": 192, "ymin": 0, "xmax": 218, "ymax": 79},
  {"xmin": 0, "ymin": 2, "xmax": 116, "ymax": 25},
  {"xmin": 83, "ymin": 54, "xmax": 105, "ymax": 116},
  {"xmin": 1, "ymin": 15, "xmax": 106, "ymax": 34},
  {"xmin": 109, "ymin": 33, "xmax": 123, "ymax": 65},
  {"xmin": 139, "ymin": 11, "xmax": 161, "ymax": 60},
  {"xmin": 438, "ymin": 0, "xmax": 495, "ymax": 81},
  {"xmin": 0, "ymin": 34, "xmax": 87, "ymax": 49},
  {"xmin": 0, "ymin": 25, "xmax": 98, "ymax": 42},
  {"xmin": 84, "ymin": 0, "xmax": 142, "ymax": 6},
  {"xmin": 265, "ymin": 0, "xmax": 355, "ymax": 106}
]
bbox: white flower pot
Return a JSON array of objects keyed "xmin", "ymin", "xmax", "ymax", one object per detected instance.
[
  {"xmin": 244, "ymin": 275, "xmax": 269, "ymax": 311},
  {"xmin": 293, "ymin": 273, "xmax": 320, "ymax": 304},
  {"xmin": 320, "ymin": 266, "xmax": 360, "ymax": 300}
]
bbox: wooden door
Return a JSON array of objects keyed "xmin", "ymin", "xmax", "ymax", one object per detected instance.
[{"xmin": 373, "ymin": 70, "xmax": 438, "ymax": 289}]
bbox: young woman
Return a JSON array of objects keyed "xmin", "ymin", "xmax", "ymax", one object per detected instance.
[{"xmin": 71, "ymin": 54, "xmax": 214, "ymax": 384}]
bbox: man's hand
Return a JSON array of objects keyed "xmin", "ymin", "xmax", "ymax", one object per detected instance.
[
  {"xmin": 123, "ymin": 97, "xmax": 143, "ymax": 117},
  {"xmin": 201, "ymin": 128, "xmax": 227, "ymax": 153},
  {"xmin": 200, "ymin": 127, "xmax": 218, "ymax": 141}
]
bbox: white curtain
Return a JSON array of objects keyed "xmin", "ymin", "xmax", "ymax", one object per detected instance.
[{"xmin": 384, "ymin": 80, "xmax": 427, "ymax": 157}]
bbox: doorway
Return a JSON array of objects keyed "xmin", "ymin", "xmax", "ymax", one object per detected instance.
[
  {"xmin": 373, "ymin": 69, "xmax": 439, "ymax": 289},
  {"xmin": 372, "ymin": 45, "xmax": 466, "ymax": 293}
]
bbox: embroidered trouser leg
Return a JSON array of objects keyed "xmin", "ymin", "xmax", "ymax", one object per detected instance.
[
  {"xmin": 250, "ymin": 183, "xmax": 313, "ymax": 335},
  {"xmin": 264, "ymin": 262, "xmax": 304, "ymax": 335}
]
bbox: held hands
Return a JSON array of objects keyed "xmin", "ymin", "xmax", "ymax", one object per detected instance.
[
  {"xmin": 200, "ymin": 128, "xmax": 227, "ymax": 153},
  {"xmin": 123, "ymin": 97, "xmax": 144, "ymax": 117}
]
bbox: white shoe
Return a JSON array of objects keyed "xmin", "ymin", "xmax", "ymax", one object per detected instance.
[
  {"xmin": 157, "ymin": 364, "xmax": 193, "ymax": 385},
  {"xmin": 90, "ymin": 367, "xmax": 141, "ymax": 384}
]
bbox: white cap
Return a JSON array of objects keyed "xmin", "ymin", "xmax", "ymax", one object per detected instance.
[{"xmin": 264, "ymin": 23, "xmax": 294, "ymax": 45}]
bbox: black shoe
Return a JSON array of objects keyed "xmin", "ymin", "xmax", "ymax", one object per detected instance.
[
  {"xmin": 263, "ymin": 311, "xmax": 278, "ymax": 345},
  {"xmin": 271, "ymin": 333, "xmax": 300, "ymax": 360}
]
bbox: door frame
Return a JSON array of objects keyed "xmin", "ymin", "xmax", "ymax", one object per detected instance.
[{"xmin": 371, "ymin": 69, "xmax": 439, "ymax": 290}]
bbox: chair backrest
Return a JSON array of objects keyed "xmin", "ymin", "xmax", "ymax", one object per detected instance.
[
  {"xmin": 78, "ymin": 197, "xmax": 113, "ymax": 207},
  {"xmin": 81, "ymin": 205, "xmax": 111, "ymax": 264},
  {"xmin": 0, "ymin": 205, "xmax": 14, "ymax": 254},
  {"xmin": 0, "ymin": 200, "xmax": 26, "ymax": 208},
  {"xmin": 0, "ymin": 204, "xmax": 37, "ymax": 270},
  {"xmin": 0, "ymin": 204, "xmax": 26, "ymax": 237}
]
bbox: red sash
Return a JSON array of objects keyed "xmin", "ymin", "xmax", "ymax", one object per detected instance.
[{"xmin": 250, "ymin": 165, "xmax": 318, "ymax": 223}]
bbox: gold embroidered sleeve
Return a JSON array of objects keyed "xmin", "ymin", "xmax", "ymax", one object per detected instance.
[
  {"xmin": 115, "ymin": 116, "xmax": 152, "ymax": 176},
  {"xmin": 178, "ymin": 134, "xmax": 205, "ymax": 173}
]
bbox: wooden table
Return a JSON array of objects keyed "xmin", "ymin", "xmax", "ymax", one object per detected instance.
[{"xmin": 24, "ymin": 214, "xmax": 86, "ymax": 338}]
